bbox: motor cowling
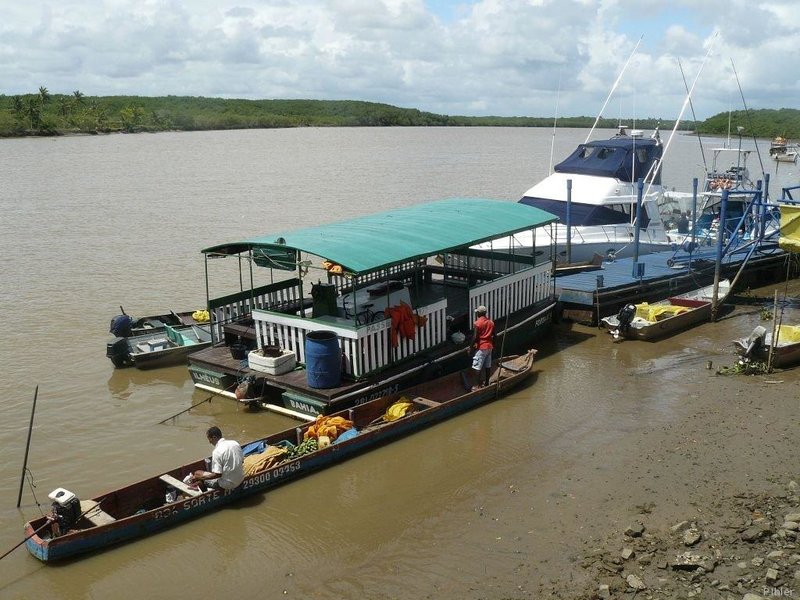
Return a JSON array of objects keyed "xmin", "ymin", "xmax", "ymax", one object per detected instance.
[
  {"xmin": 48, "ymin": 488, "xmax": 81, "ymax": 536},
  {"xmin": 109, "ymin": 314, "xmax": 133, "ymax": 337},
  {"xmin": 742, "ymin": 325, "xmax": 767, "ymax": 358},
  {"xmin": 617, "ymin": 304, "xmax": 637, "ymax": 330},
  {"xmin": 106, "ymin": 337, "xmax": 132, "ymax": 367}
]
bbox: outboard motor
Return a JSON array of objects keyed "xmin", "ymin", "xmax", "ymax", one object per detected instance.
[
  {"xmin": 741, "ymin": 325, "xmax": 767, "ymax": 358},
  {"xmin": 616, "ymin": 304, "xmax": 637, "ymax": 332},
  {"xmin": 106, "ymin": 337, "xmax": 131, "ymax": 368},
  {"xmin": 109, "ymin": 314, "xmax": 133, "ymax": 338},
  {"xmin": 49, "ymin": 488, "xmax": 81, "ymax": 536}
]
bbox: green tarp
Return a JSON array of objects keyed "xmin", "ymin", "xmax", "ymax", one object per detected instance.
[{"xmin": 203, "ymin": 198, "xmax": 557, "ymax": 274}]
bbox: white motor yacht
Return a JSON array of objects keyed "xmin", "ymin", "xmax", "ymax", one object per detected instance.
[{"xmin": 476, "ymin": 127, "xmax": 672, "ymax": 265}]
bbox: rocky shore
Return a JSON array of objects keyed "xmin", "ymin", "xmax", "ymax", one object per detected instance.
[{"xmin": 579, "ymin": 483, "xmax": 800, "ymax": 599}]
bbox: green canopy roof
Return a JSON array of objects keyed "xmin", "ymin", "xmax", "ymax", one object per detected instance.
[{"xmin": 203, "ymin": 198, "xmax": 557, "ymax": 274}]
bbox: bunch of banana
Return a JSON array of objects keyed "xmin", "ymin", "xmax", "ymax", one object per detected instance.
[
  {"xmin": 288, "ymin": 438, "xmax": 318, "ymax": 459},
  {"xmin": 382, "ymin": 398, "xmax": 414, "ymax": 422},
  {"xmin": 192, "ymin": 309, "xmax": 210, "ymax": 323},
  {"xmin": 303, "ymin": 415, "xmax": 354, "ymax": 441}
]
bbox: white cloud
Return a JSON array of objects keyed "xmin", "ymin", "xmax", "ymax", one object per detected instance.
[{"xmin": 0, "ymin": 0, "xmax": 797, "ymax": 119}]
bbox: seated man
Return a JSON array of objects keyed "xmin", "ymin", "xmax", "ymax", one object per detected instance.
[{"xmin": 189, "ymin": 426, "xmax": 244, "ymax": 491}]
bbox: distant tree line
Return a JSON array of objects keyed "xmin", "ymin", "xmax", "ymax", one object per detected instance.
[
  {"xmin": 0, "ymin": 87, "xmax": 796, "ymax": 139},
  {"xmin": 695, "ymin": 109, "xmax": 800, "ymax": 140}
]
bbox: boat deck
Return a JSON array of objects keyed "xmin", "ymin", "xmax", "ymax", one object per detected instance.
[
  {"xmin": 188, "ymin": 276, "xmax": 548, "ymax": 416},
  {"xmin": 189, "ymin": 342, "xmax": 463, "ymax": 403}
]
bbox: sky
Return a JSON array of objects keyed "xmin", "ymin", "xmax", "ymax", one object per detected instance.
[{"xmin": 1, "ymin": 0, "xmax": 798, "ymax": 120}]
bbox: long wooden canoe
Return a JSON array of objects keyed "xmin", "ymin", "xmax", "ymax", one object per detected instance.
[{"xmin": 24, "ymin": 349, "xmax": 536, "ymax": 562}]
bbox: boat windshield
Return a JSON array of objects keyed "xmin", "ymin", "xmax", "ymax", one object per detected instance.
[
  {"xmin": 518, "ymin": 197, "xmax": 650, "ymax": 228},
  {"xmin": 553, "ymin": 137, "xmax": 662, "ymax": 184}
]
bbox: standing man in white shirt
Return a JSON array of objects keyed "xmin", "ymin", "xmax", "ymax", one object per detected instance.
[{"xmin": 190, "ymin": 426, "xmax": 244, "ymax": 491}]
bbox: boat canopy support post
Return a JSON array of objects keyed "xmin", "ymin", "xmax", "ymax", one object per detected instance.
[
  {"xmin": 204, "ymin": 257, "xmax": 213, "ymax": 342},
  {"xmin": 16, "ymin": 385, "xmax": 38, "ymax": 508},
  {"xmin": 248, "ymin": 249, "xmax": 255, "ymax": 300},
  {"xmin": 631, "ymin": 178, "xmax": 644, "ymax": 278},
  {"xmin": 761, "ymin": 173, "xmax": 771, "ymax": 239},
  {"xmin": 297, "ymin": 256, "xmax": 306, "ymax": 318},
  {"xmin": 711, "ymin": 189, "xmax": 729, "ymax": 321},
  {"xmin": 690, "ymin": 177, "xmax": 698, "ymax": 263},
  {"xmin": 566, "ymin": 179, "xmax": 572, "ymax": 265}
]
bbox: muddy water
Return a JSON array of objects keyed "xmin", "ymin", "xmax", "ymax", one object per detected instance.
[{"xmin": 0, "ymin": 127, "xmax": 797, "ymax": 599}]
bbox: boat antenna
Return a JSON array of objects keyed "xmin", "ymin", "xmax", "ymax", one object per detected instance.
[
  {"xmin": 726, "ymin": 102, "xmax": 732, "ymax": 149},
  {"xmin": 548, "ymin": 71, "xmax": 562, "ymax": 175},
  {"xmin": 644, "ymin": 31, "xmax": 718, "ymax": 201},
  {"xmin": 678, "ymin": 57, "xmax": 707, "ymax": 173},
  {"xmin": 730, "ymin": 58, "xmax": 767, "ymax": 185},
  {"xmin": 584, "ymin": 34, "xmax": 643, "ymax": 144}
]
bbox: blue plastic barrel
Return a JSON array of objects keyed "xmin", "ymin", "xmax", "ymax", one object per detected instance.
[{"xmin": 305, "ymin": 330, "xmax": 341, "ymax": 389}]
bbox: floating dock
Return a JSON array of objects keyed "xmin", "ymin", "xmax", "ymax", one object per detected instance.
[{"xmin": 556, "ymin": 246, "xmax": 791, "ymax": 324}]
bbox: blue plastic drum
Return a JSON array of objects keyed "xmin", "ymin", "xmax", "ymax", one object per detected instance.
[{"xmin": 305, "ymin": 330, "xmax": 341, "ymax": 389}]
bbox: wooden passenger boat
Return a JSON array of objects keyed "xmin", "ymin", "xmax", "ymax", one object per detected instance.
[
  {"xmin": 600, "ymin": 280, "xmax": 731, "ymax": 341},
  {"xmin": 734, "ymin": 324, "xmax": 800, "ymax": 368},
  {"xmin": 187, "ymin": 198, "xmax": 558, "ymax": 416},
  {"xmin": 24, "ymin": 350, "xmax": 536, "ymax": 562},
  {"xmin": 106, "ymin": 324, "xmax": 212, "ymax": 369}
]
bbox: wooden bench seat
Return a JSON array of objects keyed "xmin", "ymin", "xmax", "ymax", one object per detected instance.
[
  {"xmin": 412, "ymin": 396, "xmax": 440, "ymax": 408},
  {"xmin": 159, "ymin": 473, "xmax": 203, "ymax": 497},
  {"xmin": 79, "ymin": 500, "xmax": 116, "ymax": 526}
]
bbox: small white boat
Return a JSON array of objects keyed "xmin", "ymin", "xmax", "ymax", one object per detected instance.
[
  {"xmin": 600, "ymin": 280, "xmax": 731, "ymax": 341},
  {"xmin": 106, "ymin": 324, "xmax": 212, "ymax": 369},
  {"xmin": 769, "ymin": 136, "xmax": 798, "ymax": 164}
]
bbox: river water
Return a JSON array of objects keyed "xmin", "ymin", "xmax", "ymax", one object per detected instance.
[{"xmin": 0, "ymin": 127, "xmax": 798, "ymax": 599}]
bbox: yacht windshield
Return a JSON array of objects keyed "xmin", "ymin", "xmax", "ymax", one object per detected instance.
[{"xmin": 519, "ymin": 197, "xmax": 651, "ymax": 228}]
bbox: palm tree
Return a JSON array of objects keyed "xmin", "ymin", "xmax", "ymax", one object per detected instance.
[
  {"xmin": 58, "ymin": 96, "xmax": 71, "ymax": 118},
  {"xmin": 72, "ymin": 90, "xmax": 84, "ymax": 105},
  {"xmin": 26, "ymin": 97, "xmax": 40, "ymax": 130},
  {"xmin": 11, "ymin": 95, "xmax": 24, "ymax": 121},
  {"xmin": 38, "ymin": 86, "xmax": 50, "ymax": 107}
]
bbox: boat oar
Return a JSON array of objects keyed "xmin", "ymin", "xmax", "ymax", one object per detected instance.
[
  {"xmin": 157, "ymin": 381, "xmax": 238, "ymax": 424},
  {"xmin": 0, "ymin": 517, "xmax": 53, "ymax": 562},
  {"xmin": 17, "ymin": 385, "xmax": 38, "ymax": 508},
  {"xmin": 494, "ymin": 303, "xmax": 511, "ymax": 399}
]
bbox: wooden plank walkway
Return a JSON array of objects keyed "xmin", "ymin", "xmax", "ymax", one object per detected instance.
[{"xmin": 556, "ymin": 246, "xmax": 788, "ymax": 323}]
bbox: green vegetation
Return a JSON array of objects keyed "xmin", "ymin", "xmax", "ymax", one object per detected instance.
[
  {"xmin": 695, "ymin": 108, "xmax": 800, "ymax": 139},
  {"xmin": 0, "ymin": 87, "xmax": 797, "ymax": 138}
]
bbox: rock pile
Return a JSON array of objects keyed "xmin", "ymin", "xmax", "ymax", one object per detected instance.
[{"xmin": 578, "ymin": 482, "xmax": 800, "ymax": 599}]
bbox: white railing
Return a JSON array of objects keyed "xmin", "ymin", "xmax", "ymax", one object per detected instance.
[
  {"xmin": 469, "ymin": 263, "xmax": 552, "ymax": 320},
  {"xmin": 252, "ymin": 298, "xmax": 448, "ymax": 379},
  {"xmin": 209, "ymin": 279, "xmax": 301, "ymax": 342},
  {"xmin": 327, "ymin": 259, "xmax": 426, "ymax": 295}
]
